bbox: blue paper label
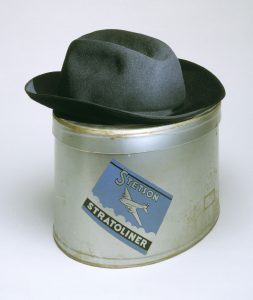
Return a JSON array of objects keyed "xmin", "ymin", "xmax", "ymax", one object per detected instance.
[{"xmin": 82, "ymin": 159, "xmax": 173, "ymax": 254}]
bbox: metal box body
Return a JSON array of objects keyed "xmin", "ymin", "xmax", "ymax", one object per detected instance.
[{"xmin": 53, "ymin": 104, "xmax": 220, "ymax": 267}]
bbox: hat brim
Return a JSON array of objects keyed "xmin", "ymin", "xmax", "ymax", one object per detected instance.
[{"xmin": 25, "ymin": 59, "xmax": 225, "ymax": 124}]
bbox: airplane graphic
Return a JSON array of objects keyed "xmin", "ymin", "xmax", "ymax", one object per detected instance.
[{"xmin": 120, "ymin": 187, "xmax": 149, "ymax": 226}]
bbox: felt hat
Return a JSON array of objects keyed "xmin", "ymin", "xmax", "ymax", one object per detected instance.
[{"xmin": 25, "ymin": 29, "xmax": 225, "ymax": 124}]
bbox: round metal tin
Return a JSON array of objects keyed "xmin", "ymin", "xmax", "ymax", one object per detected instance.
[{"xmin": 52, "ymin": 104, "xmax": 221, "ymax": 268}]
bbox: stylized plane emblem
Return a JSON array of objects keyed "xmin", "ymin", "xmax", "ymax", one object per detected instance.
[{"xmin": 120, "ymin": 187, "xmax": 149, "ymax": 226}]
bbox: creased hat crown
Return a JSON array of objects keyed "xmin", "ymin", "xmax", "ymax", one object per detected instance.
[
  {"xmin": 25, "ymin": 29, "xmax": 225, "ymax": 125},
  {"xmin": 58, "ymin": 29, "xmax": 186, "ymax": 112}
]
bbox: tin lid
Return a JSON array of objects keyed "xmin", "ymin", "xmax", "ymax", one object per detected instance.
[{"xmin": 53, "ymin": 104, "xmax": 221, "ymax": 154}]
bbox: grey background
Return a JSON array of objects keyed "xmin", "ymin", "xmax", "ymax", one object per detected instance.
[{"xmin": 0, "ymin": 0, "xmax": 252, "ymax": 299}]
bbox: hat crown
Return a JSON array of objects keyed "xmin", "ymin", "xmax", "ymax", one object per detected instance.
[{"xmin": 58, "ymin": 29, "xmax": 186, "ymax": 112}]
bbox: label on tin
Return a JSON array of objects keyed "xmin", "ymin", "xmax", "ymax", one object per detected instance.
[{"xmin": 82, "ymin": 159, "xmax": 173, "ymax": 254}]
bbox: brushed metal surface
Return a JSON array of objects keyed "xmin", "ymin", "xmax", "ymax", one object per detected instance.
[{"xmin": 53, "ymin": 104, "xmax": 221, "ymax": 267}]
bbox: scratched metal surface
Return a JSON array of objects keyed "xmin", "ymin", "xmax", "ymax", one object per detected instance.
[{"xmin": 53, "ymin": 104, "xmax": 220, "ymax": 267}]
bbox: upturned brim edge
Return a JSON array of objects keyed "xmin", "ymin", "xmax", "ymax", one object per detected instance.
[{"xmin": 25, "ymin": 59, "xmax": 225, "ymax": 124}]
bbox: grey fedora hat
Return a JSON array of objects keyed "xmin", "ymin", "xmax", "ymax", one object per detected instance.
[{"xmin": 25, "ymin": 29, "xmax": 225, "ymax": 124}]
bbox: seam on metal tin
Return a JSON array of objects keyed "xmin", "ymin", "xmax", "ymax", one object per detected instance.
[
  {"xmin": 53, "ymin": 104, "xmax": 220, "ymax": 138},
  {"xmin": 53, "ymin": 104, "xmax": 221, "ymax": 154},
  {"xmin": 55, "ymin": 127, "xmax": 218, "ymax": 155},
  {"xmin": 53, "ymin": 211, "xmax": 219, "ymax": 268}
]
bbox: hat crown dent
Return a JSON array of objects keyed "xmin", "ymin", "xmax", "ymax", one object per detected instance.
[
  {"xmin": 58, "ymin": 29, "xmax": 186, "ymax": 113},
  {"xmin": 81, "ymin": 29, "xmax": 170, "ymax": 61}
]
